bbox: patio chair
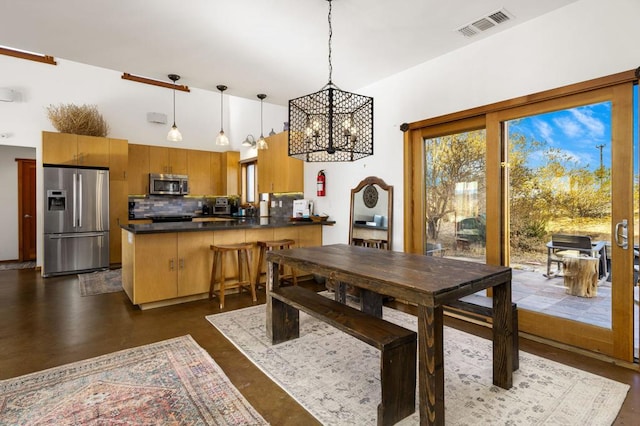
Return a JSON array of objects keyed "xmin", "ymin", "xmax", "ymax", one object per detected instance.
[{"xmin": 546, "ymin": 234, "xmax": 601, "ymax": 278}]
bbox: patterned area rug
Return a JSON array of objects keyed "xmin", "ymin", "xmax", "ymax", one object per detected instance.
[
  {"xmin": 0, "ymin": 335, "xmax": 267, "ymax": 425},
  {"xmin": 0, "ymin": 261, "xmax": 35, "ymax": 270},
  {"xmin": 78, "ymin": 268, "xmax": 122, "ymax": 296},
  {"xmin": 207, "ymin": 304, "xmax": 629, "ymax": 425}
]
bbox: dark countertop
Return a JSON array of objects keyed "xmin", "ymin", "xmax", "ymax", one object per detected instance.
[{"xmin": 121, "ymin": 217, "xmax": 333, "ymax": 234}]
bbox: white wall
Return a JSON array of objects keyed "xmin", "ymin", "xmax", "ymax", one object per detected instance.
[
  {"xmin": 0, "ymin": 145, "xmax": 36, "ymax": 260},
  {"xmin": 311, "ymin": 0, "xmax": 640, "ymax": 251}
]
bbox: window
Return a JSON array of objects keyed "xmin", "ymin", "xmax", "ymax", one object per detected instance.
[{"xmin": 241, "ymin": 159, "xmax": 257, "ymax": 204}]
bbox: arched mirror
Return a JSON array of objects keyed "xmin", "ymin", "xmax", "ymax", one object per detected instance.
[{"xmin": 349, "ymin": 176, "xmax": 393, "ymax": 250}]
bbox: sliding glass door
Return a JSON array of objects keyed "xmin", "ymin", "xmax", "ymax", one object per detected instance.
[{"xmin": 497, "ymin": 85, "xmax": 635, "ymax": 360}]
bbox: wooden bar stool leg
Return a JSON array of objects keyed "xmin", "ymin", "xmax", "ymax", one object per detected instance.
[
  {"xmin": 255, "ymin": 244, "xmax": 266, "ymax": 290},
  {"xmin": 244, "ymin": 248, "xmax": 257, "ymax": 302},
  {"xmin": 219, "ymin": 251, "xmax": 226, "ymax": 309},
  {"xmin": 209, "ymin": 249, "xmax": 218, "ymax": 300}
]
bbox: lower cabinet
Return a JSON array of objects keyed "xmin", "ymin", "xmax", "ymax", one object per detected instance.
[
  {"xmin": 124, "ymin": 231, "xmax": 214, "ymax": 305},
  {"xmin": 122, "ymin": 225, "xmax": 323, "ymax": 307}
]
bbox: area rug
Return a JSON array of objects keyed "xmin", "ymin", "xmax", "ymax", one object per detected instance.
[
  {"xmin": 78, "ymin": 268, "xmax": 122, "ymax": 296},
  {"xmin": 207, "ymin": 304, "xmax": 629, "ymax": 426},
  {"xmin": 0, "ymin": 261, "xmax": 35, "ymax": 270},
  {"xmin": 0, "ymin": 335, "xmax": 268, "ymax": 425}
]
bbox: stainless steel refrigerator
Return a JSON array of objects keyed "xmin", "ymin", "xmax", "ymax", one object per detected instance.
[{"xmin": 43, "ymin": 166, "xmax": 109, "ymax": 277}]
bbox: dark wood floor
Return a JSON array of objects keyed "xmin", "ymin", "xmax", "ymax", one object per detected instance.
[{"xmin": 0, "ymin": 268, "xmax": 638, "ymax": 425}]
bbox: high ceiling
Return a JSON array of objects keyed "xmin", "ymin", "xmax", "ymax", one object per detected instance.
[{"xmin": 0, "ymin": 0, "xmax": 578, "ymax": 105}]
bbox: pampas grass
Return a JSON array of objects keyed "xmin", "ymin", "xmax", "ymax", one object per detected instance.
[{"xmin": 46, "ymin": 103, "xmax": 109, "ymax": 137}]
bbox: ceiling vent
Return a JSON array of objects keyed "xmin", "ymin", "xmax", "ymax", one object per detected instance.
[{"xmin": 456, "ymin": 8, "xmax": 513, "ymax": 38}]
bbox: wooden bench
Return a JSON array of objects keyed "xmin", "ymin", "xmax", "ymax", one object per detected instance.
[
  {"xmin": 269, "ymin": 285, "xmax": 417, "ymax": 426},
  {"xmin": 445, "ymin": 298, "xmax": 519, "ymax": 371}
]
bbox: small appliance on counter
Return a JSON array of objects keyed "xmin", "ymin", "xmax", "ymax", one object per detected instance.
[
  {"xmin": 259, "ymin": 200, "xmax": 269, "ymax": 217},
  {"xmin": 293, "ymin": 199, "xmax": 313, "ymax": 218},
  {"xmin": 202, "ymin": 203, "xmax": 212, "ymax": 215},
  {"xmin": 213, "ymin": 197, "xmax": 230, "ymax": 215}
]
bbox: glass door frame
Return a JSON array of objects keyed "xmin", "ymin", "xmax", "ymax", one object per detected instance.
[
  {"xmin": 403, "ymin": 70, "xmax": 638, "ymax": 362},
  {"xmin": 494, "ymin": 85, "xmax": 634, "ymax": 361}
]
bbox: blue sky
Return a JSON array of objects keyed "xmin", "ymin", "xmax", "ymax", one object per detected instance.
[
  {"xmin": 508, "ymin": 86, "xmax": 639, "ymax": 173},
  {"xmin": 508, "ymin": 102, "xmax": 613, "ymax": 172}
]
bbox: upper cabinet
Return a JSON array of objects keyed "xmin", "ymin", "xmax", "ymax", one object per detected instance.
[
  {"xmin": 43, "ymin": 131, "xmax": 109, "ymax": 167},
  {"xmin": 221, "ymin": 151, "xmax": 240, "ymax": 196},
  {"xmin": 149, "ymin": 146, "xmax": 188, "ymax": 175},
  {"xmin": 128, "ymin": 144, "xmax": 150, "ymax": 195},
  {"xmin": 109, "ymin": 138, "xmax": 128, "ymax": 181},
  {"xmin": 258, "ymin": 131, "xmax": 303, "ymax": 193},
  {"xmin": 187, "ymin": 149, "xmax": 211, "ymax": 196},
  {"xmin": 127, "ymin": 144, "xmax": 239, "ymax": 196}
]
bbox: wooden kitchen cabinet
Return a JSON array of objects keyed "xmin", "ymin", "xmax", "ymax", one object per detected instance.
[
  {"xmin": 187, "ymin": 149, "xmax": 212, "ymax": 195},
  {"xmin": 222, "ymin": 151, "xmax": 240, "ymax": 195},
  {"xmin": 108, "ymin": 138, "xmax": 129, "ymax": 265},
  {"xmin": 131, "ymin": 232, "xmax": 178, "ymax": 304},
  {"xmin": 127, "ymin": 144, "xmax": 150, "ymax": 195},
  {"xmin": 149, "ymin": 146, "xmax": 188, "ymax": 175},
  {"xmin": 258, "ymin": 131, "xmax": 303, "ymax": 193},
  {"xmin": 42, "ymin": 131, "xmax": 109, "ymax": 167},
  {"xmin": 177, "ymin": 231, "xmax": 215, "ymax": 296},
  {"xmin": 124, "ymin": 231, "xmax": 214, "ymax": 304},
  {"xmin": 109, "ymin": 179, "xmax": 127, "ymax": 264},
  {"xmin": 109, "ymin": 138, "xmax": 128, "ymax": 181}
]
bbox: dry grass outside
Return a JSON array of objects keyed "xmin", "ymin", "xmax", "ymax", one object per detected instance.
[
  {"xmin": 46, "ymin": 104, "xmax": 109, "ymax": 137},
  {"xmin": 433, "ymin": 215, "xmax": 631, "ymax": 271}
]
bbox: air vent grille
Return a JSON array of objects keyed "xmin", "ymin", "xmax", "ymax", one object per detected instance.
[{"xmin": 456, "ymin": 8, "xmax": 513, "ymax": 37}]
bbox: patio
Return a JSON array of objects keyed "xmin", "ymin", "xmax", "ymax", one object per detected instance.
[{"xmin": 459, "ymin": 266, "xmax": 639, "ymax": 359}]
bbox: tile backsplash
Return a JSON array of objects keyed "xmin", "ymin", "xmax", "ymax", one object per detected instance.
[{"xmin": 129, "ymin": 193, "xmax": 304, "ymax": 219}]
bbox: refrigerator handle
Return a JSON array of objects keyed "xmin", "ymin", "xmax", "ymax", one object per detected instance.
[
  {"xmin": 78, "ymin": 173, "xmax": 83, "ymax": 227},
  {"xmin": 72, "ymin": 173, "xmax": 77, "ymax": 227}
]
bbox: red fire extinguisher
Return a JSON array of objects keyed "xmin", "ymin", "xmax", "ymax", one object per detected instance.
[{"xmin": 317, "ymin": 170, "xmax": 326, "ymax": 197}]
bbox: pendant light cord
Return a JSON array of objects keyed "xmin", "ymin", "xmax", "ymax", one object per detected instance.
[
  {"xmin": 220, "ymin": 89, "xmax": 223, "ymax": 132},
  {"xmin": 327, "ymin": 0, "xmax": 333, "ymax": 85},
  {"xmin": 172, "ymin": 83, "xmax": 176, "ymax": 126},
  {"xmin": 260, "ymin": 98, "xmax": 264, "ymax": 138}
]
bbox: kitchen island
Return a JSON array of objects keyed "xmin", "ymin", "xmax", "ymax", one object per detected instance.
[{"xmin": 121, "ymin": 218, "xmax": 324, "ymax": 309}]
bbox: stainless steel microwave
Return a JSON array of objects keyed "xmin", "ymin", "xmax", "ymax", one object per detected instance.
[{"xmin": 149, "ymin": 173, "xmax": 189, "ymax": 195}]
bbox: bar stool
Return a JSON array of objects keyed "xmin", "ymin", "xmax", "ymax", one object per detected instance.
[
  {"xmin": 363, "ymin": 239, "xmax": 384, "ymax": 249},
  {"xmin": 255, "ymin": 239, "xmax": 297, "ymax": 290},
  {"xmin": 209, "ymin": 242, "xmax": 256, "ymax": 309}
]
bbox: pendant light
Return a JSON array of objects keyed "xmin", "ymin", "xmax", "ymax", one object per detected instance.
[
  {"xmin": 167, "ymin": 74, "xmax": 182, "ymax": 142},
  {"xmin": 215, "ymin": 84, "xmax": 230, "ymax": 146},
  {"xmin": 256, "ymin": 94, "xmax": 268, "ymax": 150},
  {"xmin": 288, "ymin": 0, "xmax": 373, "ymax": 162}
]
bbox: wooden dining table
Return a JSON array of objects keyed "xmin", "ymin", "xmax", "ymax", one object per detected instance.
[{"xmin": 265, "ymin": 244, "xmax": 514, "ymax": 425}]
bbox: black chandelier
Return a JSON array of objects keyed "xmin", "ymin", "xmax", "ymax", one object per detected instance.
[{"xmin": 288, "ymin": 0, "xmax": 373, "ymax": 162}]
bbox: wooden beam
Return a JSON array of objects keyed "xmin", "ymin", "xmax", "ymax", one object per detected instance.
[
  {"xmin": 121, "ymin": 73, "xmax": 190, "ymax": 92},
  {"xmin": 0, "ymin": 47, "xmax": 56, "ymax": 65}
]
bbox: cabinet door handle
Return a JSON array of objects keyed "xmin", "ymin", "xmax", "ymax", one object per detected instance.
[
  {"xmin": 179, "ymin": 258, "xmax": 185, "ymax": 269},
  {"xmin": 169, "ymin": 259, "xmax": 175, "ymax": 270}
]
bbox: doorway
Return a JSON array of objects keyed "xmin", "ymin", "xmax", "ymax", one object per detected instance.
[{"xmin": 17, "ymin": 158, "xmax": 36, "ymax": 261}]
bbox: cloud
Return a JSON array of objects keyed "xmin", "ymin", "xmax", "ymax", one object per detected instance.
[
  {"xmin": 570, "ymin": 108, "xmax": 606, "ymax": 138},
  {"xmin": 552, "ymin": 106, "xmax": 607, "ymax": 141},
  {"xmin": 553, "ymin": 116, "xmax": 582, "ymax": 138},
  {"xmin": 533, "ymin": 119, "xmax": 554, "ymax": 142}
]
